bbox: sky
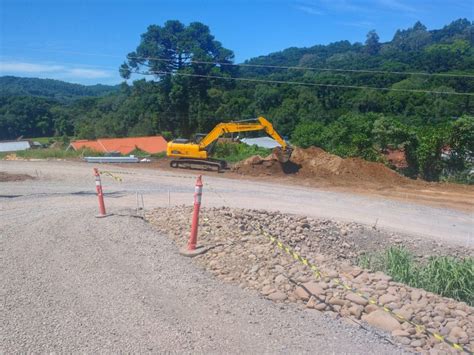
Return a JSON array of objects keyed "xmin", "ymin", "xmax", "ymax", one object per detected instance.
[{"xmin": 0, "ymin": 0, "xmax": 472, "ymax": 85}]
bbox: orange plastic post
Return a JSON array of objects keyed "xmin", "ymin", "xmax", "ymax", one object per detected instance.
[
  {"xmin": 188, "ymin": 175, "xmax": 203, "ymax": 250},
  {"xmin": 93, "ymin": 168, "xmax": 107, "ymax": 217}
]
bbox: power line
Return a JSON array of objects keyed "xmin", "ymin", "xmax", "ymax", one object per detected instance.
[
  {"xmin": 4, "ymin": 46, "xmax": 474, "ymax": 79},
  {"xmin": 2, "ymin": 46, "xmax": 473, "ymax": 95},
  {"xmin": 127, "ymin": 54, "xmax": 474, "ymax": 79},
  {"xmin": 134, "ymin": 70, "xmax": 474, "ymax": 96}
]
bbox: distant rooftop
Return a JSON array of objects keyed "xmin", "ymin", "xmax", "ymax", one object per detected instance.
[
  {"xmin": 0, "ymin": 140, "xmax": 31, "ymax": 152},
  {"xmin": 69, "ymin": 136, "xmax": 168, "ymax": 155}
]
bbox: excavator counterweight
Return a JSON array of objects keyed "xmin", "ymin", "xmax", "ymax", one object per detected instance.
[{"xmin": 166, "ymin": 116, "xmax": 292, "ymax": 172}]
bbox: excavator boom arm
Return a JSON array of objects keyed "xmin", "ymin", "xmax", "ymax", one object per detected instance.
[{"xmin": 198, "ymin": 116, "xmax": 287, "ymax": 149}]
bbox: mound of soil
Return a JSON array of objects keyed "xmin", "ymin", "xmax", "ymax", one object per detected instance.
[
  {"xmin": 0, "ymin": 172, "xmax": 34, "ymax": 182},
  {"xmin": 233, "ymin": 146, "xmax": 411, "ymax": 186}
]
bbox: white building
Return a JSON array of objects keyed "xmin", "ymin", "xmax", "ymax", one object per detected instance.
[{"xmin": 0, "ymin": 140, "xmax": 32, "ymax": 153}]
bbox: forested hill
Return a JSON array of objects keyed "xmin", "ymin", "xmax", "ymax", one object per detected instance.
[
  {"xmin": 0, "ymin": 76, "xmax": 119, "ymax": 103},
  {"xmin": 242, "ymin": 19, "xmax": 473, "ymax": 75}
]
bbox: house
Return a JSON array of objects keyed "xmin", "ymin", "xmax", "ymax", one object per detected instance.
[
  {"xmin": 0, "ymin": 140, "xmax": 32, "ymax": 153},
  {"xmin": 69, "ymin": 136, "xmax": 168, "ymax": 155}
]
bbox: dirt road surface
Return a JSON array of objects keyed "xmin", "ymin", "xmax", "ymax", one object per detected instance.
[
  {"xmin": 1, "ymin": 160, "xmax": 472, "ymax": 247},
  {"xmin": 1, "ymin": 161, "xmax": 405, "ymax": 353}
]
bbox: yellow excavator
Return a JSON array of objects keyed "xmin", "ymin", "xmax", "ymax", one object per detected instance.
[{"xmin": 166, "ymin": 116, "xmax": 292, "ymax": 172}]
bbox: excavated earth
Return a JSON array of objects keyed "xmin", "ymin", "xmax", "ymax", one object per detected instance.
[
  {"xmin": 235, "ymin": 147, "xmax": 426, "ymax": 187},
  {"xmin": 146, "ymin": 206, "xmax": 474, "ymax": 354},
  {"xmin": 232, "ymin": 147, "xmax": 474, "ymax": 212}
]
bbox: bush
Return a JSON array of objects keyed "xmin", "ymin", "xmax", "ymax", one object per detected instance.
[
  {"xmin": 151, "ymin": 151, "xmax": 167, "ymax": 159},
  {"xmin": 129, "ymin": 147, "xmax": 150, "ymax": 157},
  {"xmin": 161, "ymin": 131, "xmax": 173, "ymax": 141},
  {"xmin": 415, "ymin": 127, "xmax": 447, "ymax": 181},
  {"xmin": 291, "ymin": 121, "xmax": 325, "ymax": 148},
  {"xmin": 358, "ymin": 246, "xmax": 473, "ymax": 305}
]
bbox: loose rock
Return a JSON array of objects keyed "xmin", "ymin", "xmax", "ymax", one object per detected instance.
[{"xmin": 362, "ymin": 310, "xmax": 401, "ymax": 332}]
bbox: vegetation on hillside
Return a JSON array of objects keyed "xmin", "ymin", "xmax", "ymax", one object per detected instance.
[
  {"xmin": 0, "ymin": 19, "xmax": 473, "ymax": 182},
  {"xmin": 0, "ymin": 76, "xmax": 118, "ymax": 103}
]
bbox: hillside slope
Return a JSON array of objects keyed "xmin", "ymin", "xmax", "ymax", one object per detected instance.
[
  {"xmin": 242, "ymin": 19, "xmax": 473, "ymax": 76},
  {"xmin": 0, "ymin": 76, "xmax": 119, "ymax": 103}
]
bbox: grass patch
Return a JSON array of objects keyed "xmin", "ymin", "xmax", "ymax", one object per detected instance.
[
  {"xmin": 28, "ymin": 136, "xmax": 57, "ymax": 145},
  {"xmin": 151, "ymin": 151, "xmax": 167, "ymax": 159},
  {"xmin": 358, "ymin": 246, "xmax": 473, "ymax": 305},
  {"xmin": 129, "ymin": 147, "xmax": 151, "ymax": 157},
  {"xmin": 129, "ymin": 148, "xmax": 167, "ymax": 159},
  {"xmin": 213, "ymin": 142, "xmax": 272, "ymax": 163},
  {"xmin": 0, "ymin": 148, "xmax": 102, "ymax": 160}
]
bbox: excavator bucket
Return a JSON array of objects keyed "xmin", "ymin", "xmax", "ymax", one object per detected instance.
[{"xmin": 274, "ymin": 147, "xmax": 293, "ymax": 163}]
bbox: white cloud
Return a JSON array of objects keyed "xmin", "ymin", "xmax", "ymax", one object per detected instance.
[
  {"xmin": 295, "ymin": 4, "xmax": 323, "ymax": 15},
  {"xmin": 0, "ymin": 61, "xmax": 113, "ymax": 79},
  {"xmin": 376, "ymin": 0, "xmax": 416, "ymax": 13},
  {"xmin": 314, "ymin": 0, "xmax": 416, "ymax": 14},
  {"xmin": 338, "ymin": 20, "xmax": 374, "ymax": 28},
  {"xmin": 0, "ymin": 62, "xmax": 64, "ymax": 73},
  {"xmin": 319, "ymin": 0, "xmax": 368, "ymax": 13},
  {"xmin": 67, "ymin": 68, "xmax": 110, "ymax": 79}
]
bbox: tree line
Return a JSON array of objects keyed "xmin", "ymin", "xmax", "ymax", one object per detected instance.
[{"xmin": 0, "ymin": 19, "xmax": 472, "ymax": 182}]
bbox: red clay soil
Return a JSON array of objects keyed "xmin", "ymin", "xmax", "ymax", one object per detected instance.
[
  {"xmin": 234, "ymin": 147, "xmax": 411, "ymax": 187},
  {"xmin": 232, "ymin": 147, "xmax": 474, "ymax": 212}
]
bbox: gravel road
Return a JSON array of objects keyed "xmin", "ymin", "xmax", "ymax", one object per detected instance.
[
  {"xmin": 1, "ymin": 160, "xmax": 472, "ymax": 247},
  {"xmin": 1, "ymin": 177, "xmax": 400, "ymax": 352}
]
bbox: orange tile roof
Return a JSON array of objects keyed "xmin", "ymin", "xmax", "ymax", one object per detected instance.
[{"xmin": 70, "ymin": 136, "xmax": 168, "ymax": 154}]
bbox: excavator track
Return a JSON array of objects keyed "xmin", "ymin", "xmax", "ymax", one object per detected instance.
[{"xmin": 170, "ymin": 158, "xmax": 226, "ymax": 172}]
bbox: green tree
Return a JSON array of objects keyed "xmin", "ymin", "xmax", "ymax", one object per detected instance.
[
  {"xmin": 372, "ymin": 117, "xmax": 410, "ymax": 151},
  {"xmin": 365, "ymin": 30, "xmax": 381, "ymax": 56},
  {"xmin": 120, "ymin": 20, "xmax": 235, "ymax": 136},
  {"xmin": 446, "ymin": 115, "xmax": 474, "ymax": 173},
  {"xmin": 291, "ymin": 121, "xmax": 325, "ymax": 148},
  {"xmin": 416, "ymin": 127, "xmax": 447, "ymax": 181}
]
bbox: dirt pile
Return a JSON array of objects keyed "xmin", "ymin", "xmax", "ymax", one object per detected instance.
[{"xmin": 233, "ymin": 147, "xmax": 410, "ymax": 186}]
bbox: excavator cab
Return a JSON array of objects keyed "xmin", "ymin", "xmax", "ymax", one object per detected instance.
[{"xmin": 193, "ymin": 133, "xmax": 207, "ymax": 144}]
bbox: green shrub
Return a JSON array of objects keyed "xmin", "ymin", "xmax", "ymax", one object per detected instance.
[
  {"xmin": 129, "ymin": 147, "xmax": 150, "ymax": 157},
  {"xmin": 358, "ymin": 246, "xmax": 473, "ymax": 305},
  {"xmin": 420, "ymin": 256, "xmax": 473, "ymax": 304},
  {"xmin": 151, "ymin": 151, "xmax": 167, "ymax": 158}
]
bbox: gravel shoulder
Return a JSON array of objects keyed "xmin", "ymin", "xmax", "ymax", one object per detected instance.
[{"xmin": 1, "ymin": 194, "xmax": 400, "ymax": 352}]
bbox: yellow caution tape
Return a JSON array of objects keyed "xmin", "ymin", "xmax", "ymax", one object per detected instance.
[
  {"xmin": 254, "ymin": 223, "xmax": 471, "ymax": 354},
  {"xmin": 99, "ymin": 171, "xmax": 123, "ymax": 182}
]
